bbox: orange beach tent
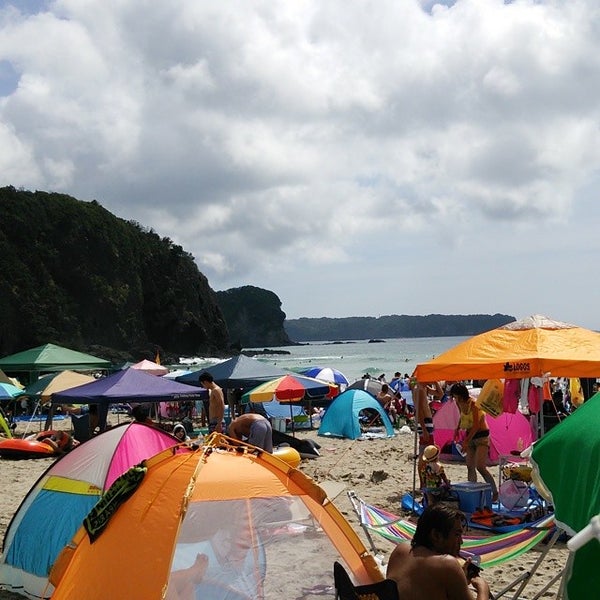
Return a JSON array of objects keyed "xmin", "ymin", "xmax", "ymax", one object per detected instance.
[
  {"xmin": 49, "ymin": 434, "xmax": 381, "ymax": 600},
  {"xmin": 414, "ymin": 314, "xmax": 600, "ymax": 382}
]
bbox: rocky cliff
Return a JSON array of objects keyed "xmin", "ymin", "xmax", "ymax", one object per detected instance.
[{"xmin": 216, "ymin": 286, "xmax": 293, "ymax": 348}]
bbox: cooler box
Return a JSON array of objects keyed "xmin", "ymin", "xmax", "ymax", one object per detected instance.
[{"xmin": 451, "ymin": 482, "xmax": 492, "ymax": 513}]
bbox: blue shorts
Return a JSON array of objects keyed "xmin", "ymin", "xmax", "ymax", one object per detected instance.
[{"xmin": 247, "ymin": 419, "xmax": 273, "ymax": 453}]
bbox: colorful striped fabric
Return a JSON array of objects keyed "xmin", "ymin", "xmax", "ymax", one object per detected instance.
[{"xmin": 357, "ymin": 499, "xmax": 555, "ymax": 569}]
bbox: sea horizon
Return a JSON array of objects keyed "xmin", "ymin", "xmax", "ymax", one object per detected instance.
[{"xmin": 175, "ymin": 335, "xmax": 469, "ymax": 383}]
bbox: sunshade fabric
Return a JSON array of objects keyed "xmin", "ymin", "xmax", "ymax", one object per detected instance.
[
  {"xmin": 0, "ymin": 343, "xmax": 110, "ymax": 372},
  {"xmin": 530, "ymin": 393, "xmax": 600, "ymax": 600},
  {"xmin": 0, "ymin": 382, "xmax": 25, "ymax": 400},
  {"xmin": 242, "ymin": 374, "xmax": 335, "ymax": 403},
  {"xmin": 176, "ymin": 354, "xmax": 290, "ymax": 389},
  {"xmin": 0, "ymin": 369, "xmax": 20, "ymax": 386},
  {"xmin": 130, "ymin": 359, "xmax": 168, "ymax": 376},
  {"xmin": 24, "ymin": 370, "xmax": 95, "ymax": 401},
  {"xmin": 300, "ymin": 366, "xmax": 349, "ymax": 386},
  {"xmin": 414, "ymin": 314, "xmax": 600, "ymax": 381},
  {"xmin": 50, "ymin": 435, "xmax": 382, "ymax": 599},
  {"xmin": 51, "ymin": 367, "xmax": 203, "ymax": 405}
]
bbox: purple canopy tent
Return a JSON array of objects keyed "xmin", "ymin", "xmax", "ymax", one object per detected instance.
[{"xmin": 50, "ymin": 368, "xmax": 204, "ymax": 431}]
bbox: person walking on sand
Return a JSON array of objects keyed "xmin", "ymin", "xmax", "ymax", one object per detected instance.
[
  {"xmin": 228, "ymin": 413, "xmax": 273, "ymax": 453},
  {"xmin": 450, "ymin": 382, "xmax": 498, "ymax": 502},
  {"xmin": 386, "ymin": 504, "xmax": 490, "ymax": 600},
  {"xmin": 199, "ymin": 372, "xmax": 225, "ymax": 434}
]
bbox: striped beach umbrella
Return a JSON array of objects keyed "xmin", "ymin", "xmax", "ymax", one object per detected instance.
[{"xmin": 299, "ymin": 366, "xmax": 349, "ymax": 387}]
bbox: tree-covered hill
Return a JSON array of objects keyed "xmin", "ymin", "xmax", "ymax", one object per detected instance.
[
  {"xmin": 284, "ymin": 313, "xmax": 515, "ymax": 342},
  {"xmin": 0, "ymin": 186, "xmax": 229, "ymax": 359}
]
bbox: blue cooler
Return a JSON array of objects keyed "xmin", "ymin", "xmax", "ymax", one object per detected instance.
[{"xmin": 451, "ymin": 482, "xmax": 492, "ymax": 513}]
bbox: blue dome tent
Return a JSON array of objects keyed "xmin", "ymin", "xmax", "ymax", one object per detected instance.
[{"xmin": 318, "ymin": 389, "xmax": 395, "ymax": 440}]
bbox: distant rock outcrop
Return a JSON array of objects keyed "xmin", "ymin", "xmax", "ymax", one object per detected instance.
[{"xmin": 216, "ymin": 286, "xmax": 294, "ymax": 348}]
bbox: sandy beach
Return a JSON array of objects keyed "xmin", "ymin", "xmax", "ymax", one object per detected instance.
[{"xmin": 0, "ymin": 418, "xmax": 567, "ymax": 599}]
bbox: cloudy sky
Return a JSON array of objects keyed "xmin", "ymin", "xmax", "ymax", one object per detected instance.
[{"xmin": 1, "ymin": 0, "xmax": 599, "ymax": 329}]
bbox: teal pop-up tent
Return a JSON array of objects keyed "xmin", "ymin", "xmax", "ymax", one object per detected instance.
[{"xmin": 318, "ymin": 389, "xmax": 395, "ymax": 440}]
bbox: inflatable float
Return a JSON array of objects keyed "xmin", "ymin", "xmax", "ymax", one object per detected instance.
[
  {"xmin": 0, "ymin": 430, "xmax": 72, "ymax": 459},
  {"xmin": 273, "ymin": 445, "xmax": 302, "ymax": 468},
  {"xmin": 272, "ymin": 429, "xmax": 321, "ymax": 459}
]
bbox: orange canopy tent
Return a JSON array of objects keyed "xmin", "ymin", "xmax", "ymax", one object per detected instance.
[
  {"xmin": 414, "ymin": 314, "xmax": 600, "ymax": 382},
  {"xmin": 49, "ymin": 434, "xmax": 381, "ymax": 600}
]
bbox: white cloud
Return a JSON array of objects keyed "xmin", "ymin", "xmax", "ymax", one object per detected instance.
[{"xmin": 1, "ymin": 0, "xmax": 599, "ymax": 328}]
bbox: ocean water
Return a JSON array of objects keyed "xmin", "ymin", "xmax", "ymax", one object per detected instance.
[{"xmin": 180, "ymin": 336, "xmax": 468, "ymax": 383}]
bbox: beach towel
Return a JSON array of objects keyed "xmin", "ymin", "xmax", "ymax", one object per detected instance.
[{"xmin": 84, "ymin": 464, "xmax": 147, "ymax": 542}]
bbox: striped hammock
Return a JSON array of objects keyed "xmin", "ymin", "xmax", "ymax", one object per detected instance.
[{"xmin": 356, "ymin": 498, "xmax": 555, "ymax": 569}]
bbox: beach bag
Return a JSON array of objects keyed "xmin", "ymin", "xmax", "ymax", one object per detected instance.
[
  {"xmin": 476, "ymin": 379, "xmax": 504, "ymax": 417},
  {"xmin": 499, "ymin": 479, "xmax": 529, "ymax": 510}
]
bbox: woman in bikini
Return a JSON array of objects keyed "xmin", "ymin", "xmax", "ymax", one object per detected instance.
[{"xmin": 451, "ymin": 383, "xmax": 498, "ymax": 502}]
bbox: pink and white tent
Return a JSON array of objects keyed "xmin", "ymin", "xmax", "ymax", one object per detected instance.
[
  {"xmin": 130, "ymin": 359, "xmax": 168, "ymax": 376},
  {"xmin": 433, "ymin": 401, "xmax": 534, "ymax": 464}
]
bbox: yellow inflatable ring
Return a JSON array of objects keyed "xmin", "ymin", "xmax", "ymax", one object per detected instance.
[{"xmin": 273, "ymin": 445, "xmax": 301, "ymax": 468}]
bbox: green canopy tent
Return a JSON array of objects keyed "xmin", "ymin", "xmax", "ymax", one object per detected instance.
[
  {"xmin": 530, "ymin": 392, "xmax": 600, "ymax": 600},
  {"xmin": 0, "ymin": 343, "xmax": 111, "ymax": 384}
]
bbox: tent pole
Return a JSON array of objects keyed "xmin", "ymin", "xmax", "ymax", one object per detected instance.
[
  {"xmin": 290, "ymin": 401, "xmax": 295, "ymax": 437},
  {"xmin": 347, "ymin": 491, "xmax": 383, "ymax": 563},
  {"xmin": 411, "ymin": 382, "xmax": 420, "ymax": 516},
  {"xmin": 44, "ymin": 403, "xmax": 56, "ymax": 431}
]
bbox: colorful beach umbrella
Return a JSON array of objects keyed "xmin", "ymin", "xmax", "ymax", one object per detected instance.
[
  {"xmin": 241, "ymin": 374, "xmax": 336, "ymax": 404},
  {"xmin": 300, "ymin": 366, "xmax": 349, "ymax": 387},
  {"xmin": 530, "ymin": 393, "xmax": 600, "ymax": 600},
  {"xmin": 0, "ymin": 382, "xmax": 25, "ymax": 401}
]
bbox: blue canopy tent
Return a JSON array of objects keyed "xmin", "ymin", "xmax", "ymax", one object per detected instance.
[{"xmin": 175, "ymin": 355, "xmax": 290, "ymax": 389}]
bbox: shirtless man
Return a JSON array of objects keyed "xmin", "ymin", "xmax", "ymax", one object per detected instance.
[
  {"xmin": 228, "ymin": 413, "xmax": 273, "ymax": 453},
  {"xmin": 199, "ymin": 372, "xmax": 225, "ymax": 434},
  {"xmin": 386, "ymin": 504, "xmax": 490, "ymax": 600}
]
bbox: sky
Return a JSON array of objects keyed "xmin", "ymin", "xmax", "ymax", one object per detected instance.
[{"xmin": 1, "ymin": 0, "xmax": 599, "ymax": 329}]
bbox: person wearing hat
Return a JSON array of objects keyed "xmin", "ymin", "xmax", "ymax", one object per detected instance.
[{"xmin": 419, "ymin": 444, "xmax": 451, "ymax": 506}]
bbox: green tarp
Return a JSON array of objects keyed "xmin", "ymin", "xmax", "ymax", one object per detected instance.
[
  {"xmin": 531, "ymin": 392, "xmax": 600, "ymax": 600},
  {"xmin": 0, "ymin": 343, "xmax": 111, "ymax": 373}
]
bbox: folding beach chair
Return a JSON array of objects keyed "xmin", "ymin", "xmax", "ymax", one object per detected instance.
[
  {"xmin": 333, "ymin": 562, "xmax": 399, "ymax": 600},
  {"xmin": 71, "ymin": 412, "xmax": 91, "ymax": 442},
  {"xmin": 347, "ymin": 491, "xmax": 564, "ymax": 600}
]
